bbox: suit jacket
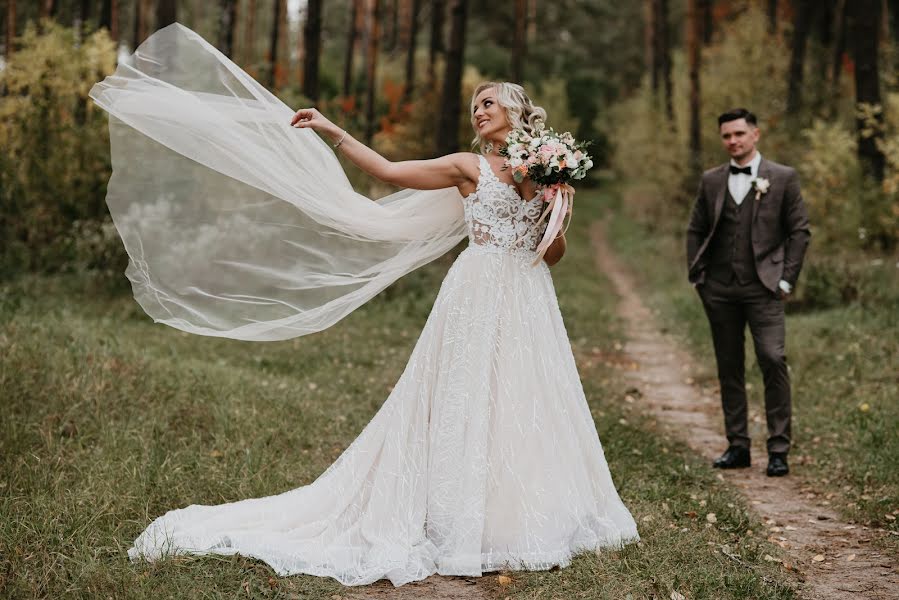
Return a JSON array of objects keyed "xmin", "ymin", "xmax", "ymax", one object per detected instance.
[{"xmin": 686, "ymin": 157, "xmax": 811, "ymax": 293}]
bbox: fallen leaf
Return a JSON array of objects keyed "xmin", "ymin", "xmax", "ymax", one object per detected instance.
[
  {"xmin": 812, "ymin": 554, "xmax": 825, "ymax": 562},
  {"xmin": 706, "ymin": 513, "xmax": 718, "ymax": 524},
  {"xmin": 497, "ymin": 575, "xmax": 512, "ymax": 586},
  {"xmin": 671, "ymin": 591, "xmax": 686, "ymax": 600},
  {"xmin": 846, "ymin": 554, "xmax": 856, "ymax": 561}
]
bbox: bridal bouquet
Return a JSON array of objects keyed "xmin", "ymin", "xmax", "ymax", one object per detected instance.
[{"xmin": 499, "ymin": 128, "xmax": 593, "ymax": 263}]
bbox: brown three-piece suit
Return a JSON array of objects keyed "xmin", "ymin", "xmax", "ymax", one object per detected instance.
[{"xmin": 687, "ymin": 156, "xmax": 811, "ymax": 454}]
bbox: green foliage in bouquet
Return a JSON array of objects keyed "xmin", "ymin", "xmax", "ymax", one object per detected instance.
[{"xmin": 499, "ymin": 128, "xmax": 593, "ymax": 187}]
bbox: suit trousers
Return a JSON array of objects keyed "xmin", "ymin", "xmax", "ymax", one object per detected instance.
[{"xmin": 697, "ymin": 275, "xmax": 792, "ymax": 454}]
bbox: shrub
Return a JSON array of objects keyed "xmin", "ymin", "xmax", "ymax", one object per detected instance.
[{"xmin": 0, "ymin": 21, "xmax": 117, "ymax": 276}]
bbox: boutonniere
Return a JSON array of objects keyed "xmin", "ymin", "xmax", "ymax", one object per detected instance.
[{"xmin": 752, "ymin": 177, "xmax": 770, "ymax": 201}]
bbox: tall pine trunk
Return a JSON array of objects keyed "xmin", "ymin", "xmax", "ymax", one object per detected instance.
[
  {"xmin": 364, "ymin": 0, "xmax": 382, "ymax": 145},
  {"xmin": 100, "ymin": 0, "xmax": 119, "ymax": 41},
  {"xmin": 267, "ymin": 0, "xmax": 283, "ymax": 89},
  {"xmin": 245, "ymin": 0, "xmax": 257, "ymax": 67},
  {"xmin": 700, "ymin": 0, "xmax": 712, "ymax": 44},
  {"xmin": 654, "ymin": 0, "xmax": 673, "ymax": 120},
  {"xmin": 41, "ymin": 1, "xmax": 57, "ymax": 20},
  {"xmin": 786, "ymin": 0, "xmax": 815, "ymax": 117},
  {"xmin": 428, "ymin": 0, "xmax": 444, "ymax": 86},
  {"xmin": 343, "ymin": 0, "xmax": 361, "ymax": 98},
  {"xmin": 304, "ymin": 0, "xmax": 323, "ymax": 102},
  {"xmin": 386, "ymin": 0, "xmax": 398, "ymax": 53},
  {"xmin": 644, "ymin": 0, "xmax": 655, "ymax": 90},
  {"xmin": 5, "ymin": 0, "xmax": 15, "ymax": 61},
  {"xmin": 687, "ymin": 0, "xmax": 702, "ymax": 178},
  {"xmin": 849, "ymin": 0, "xmax": 885, "ymax": 181},
  {"xmin": 133, "ymin": 0, "xmax": 147, "ymax": 48},
  {"xmin": 830, "ymin": 0, "xmax": 848, "ymax": 106},
  {"xmin": 435, "ymin": 0, "xmax": 467, "ymax": 156},
  {"xmin": 511, "ymin": 0, "xmax": 526, "ymax": 83},
  {"xmin": 218, "ymin": 0, "xmax": 238, "ymax": 57},
  {"xmin": 403, "ymin": 0, "xmax": 421, "ymax": 103},
  {"xmin": 768, "ymin": 0, "xmax": 778, "ymax": 33},
  {"xmin": 156, "ymin": 0, "xmax": 177, "ymax": 29}
]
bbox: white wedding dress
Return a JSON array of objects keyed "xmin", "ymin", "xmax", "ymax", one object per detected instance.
[{"xmin": 129, "ymin": 155, "xmax": 639, "ymax": 585}]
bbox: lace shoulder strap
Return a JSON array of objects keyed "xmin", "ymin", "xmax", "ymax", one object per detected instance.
[{"xmin": 476, "ymin": 154, "xmax": 500, "ymax": 190}]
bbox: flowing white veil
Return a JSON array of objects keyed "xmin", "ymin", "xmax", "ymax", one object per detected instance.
[{"xmin": 89, "ymin": 24, "xmax": 467, "ymax": 341}]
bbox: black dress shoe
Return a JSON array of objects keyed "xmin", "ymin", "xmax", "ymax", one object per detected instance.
[
  {"xmin": 712, "ymin": 446, "xmax": 751, "ymax": 469},
  {"xmin": 766, "ymin": 453, "xmax": 789, "ymax": 477}
]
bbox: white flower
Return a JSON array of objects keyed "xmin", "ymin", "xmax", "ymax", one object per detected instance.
[{"xmin": 753, "ymin": 177, "xmax": 770, "ymax": 194}]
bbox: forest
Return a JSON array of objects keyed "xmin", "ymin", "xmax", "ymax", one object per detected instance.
[{"xmin": 1, "ymin": 1, "xmax": 897, "ymax": 599}]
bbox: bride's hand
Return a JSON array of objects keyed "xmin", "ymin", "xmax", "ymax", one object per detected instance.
[{"xmin": 290, "ymin": 108, "xmax": 338, "ymax": 135}]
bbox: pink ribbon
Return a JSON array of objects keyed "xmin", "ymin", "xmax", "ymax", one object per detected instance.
[{"xmin": 533, "ymin": 183, "xmax": 574, "ymax": 265}]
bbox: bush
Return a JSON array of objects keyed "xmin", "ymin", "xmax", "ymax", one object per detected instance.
[{"xmin": 0, "ymin": 21, "xmax": 118, "ymax": 277}]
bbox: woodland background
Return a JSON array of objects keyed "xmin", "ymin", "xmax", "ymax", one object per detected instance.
[
  {"xmin": 1, "ymin": 1, "xmax": 897, "ymax": 599},
  {"xmin": 1, "ymin": 0, "xmax": 898, "ymax": 281}
]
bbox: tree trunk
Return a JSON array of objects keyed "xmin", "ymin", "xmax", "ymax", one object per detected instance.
[
  {"xmin": 218, "ymin": 0, "xmax": 238, "ymax": 57},
  {"xmin": 364, "ymin": 0, "xmax": 382, "ymax": 145},
  {"xmin": 156, "ymin": 0, "xmax": 177, "ymax": 29},
  {"xmin": 40, "ymin": 0, "xmax": 57, "ymax": 19},
  {"xmin": 511, "ymin": 0, "xmax": 526, "ymax": 83},
  {"xmin": 267, "ymin": 0, "xmax": 283, "ymax": 89},
  {"xmin": 303, "ymin": 0, "xmax": 323, "ymax": 102},
  {"xmin": 701, "ymin": 0, "xmax": 713, "ymax": 44},
  {"xmin": 77, "ymin": 0, "xmax": 92, "ymax": 40},
  {"xmin": 890, "ymin": 0, "xmax": 899, "ymax": 43},
  {"xmin": 245, "ymin": 0, "xmax": 257, "ymax": 66},
  {"xmin": 657, "ymin": 0, "xmax": 673, "ymax": 120},
  {"xmin": 386, "ymin": 0, "xmax": 398, "ymax": 52},
  {"xmin": 5, "ymin": 0, "xmax": 14, "ymax": 61},
  {"xmin": 435, "ymin": 0, "xmax": 467, "ymax": 156},
  {"xmin": 849, "ymin": 0, "xmax": 885, "ymax": 181},
  {"xmin": 402, "ymin": 0, "xmax": 421, "ymax": 103},
  {"xmin": 687, "ymin": 0, "xmax": 702, "ymax": 177},
  {"xmin": 643, "ymin": 0, "xmax": 655, "ymax": 89},
  {"xmin": 786, "ymin": 0, "xmax": 815, "ymax": 116},
  {"xmin": 428, "ymin": 0, "xmax": 444, "ymax": 86},
  {"xmin": 343, "ymin": 0, "xmax": 361, "ymax": 97},
  {"xmin": 133, "ymin": 0, "xmax": 147, "ymax": 48},
  {"xmin": 768, "ymin": 0, "xmax": 778, "ymax": 33},
  {"xmin": 100, "ymin": 0, "xmax": 119, "ymax": 41},
  {"xmin": 278, "ymin": 0, "xmax": 288, "ymax": 87},
  {"xmin": 830, "ymin": 0, "xmax": 847, "ymax": 100}
]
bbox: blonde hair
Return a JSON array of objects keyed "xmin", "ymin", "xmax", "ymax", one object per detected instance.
[{"xmin": 470, "ymin": 81, "xmax": 547, "ymax": 153}]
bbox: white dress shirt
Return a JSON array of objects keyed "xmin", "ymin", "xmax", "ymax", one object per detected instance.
[
  {"xmin": 727, "ymin": 151, "xmax": 791, "ymax": 295},
  {"xmin": 728, "ymin": 151, "xmax": 761, "ymax": 205}
]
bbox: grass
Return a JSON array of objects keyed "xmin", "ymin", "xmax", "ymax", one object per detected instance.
[
  {"xmin": 0, "ymin": 192, "xmax": 796, "ymax": 599},
  {"xmin": 603, "ymin": 189, "xmax": 899, "ymax": 550}
]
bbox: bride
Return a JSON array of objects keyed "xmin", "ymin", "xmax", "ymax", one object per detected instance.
[{"xmin": 91, "ymin": 24, "xmax": 638, "ymax": 588}]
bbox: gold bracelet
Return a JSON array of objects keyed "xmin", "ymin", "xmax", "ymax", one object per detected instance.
[{"xmin": 333, "ymin": 130, "xmax": 348, "ymax": 149}]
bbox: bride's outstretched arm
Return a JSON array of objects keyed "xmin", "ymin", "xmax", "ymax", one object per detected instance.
[{"xmin": 291, "ymin": 108, "xmax": 475, "ymax": 191}]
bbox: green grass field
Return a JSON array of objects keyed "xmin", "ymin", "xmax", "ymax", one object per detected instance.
[
  {"xmin": 1, "ymin": 193, "xmax": 797, "ymax": 599},
  {"xmin": 604, "ymin": 192, "xmax": 899, "ymax": 550}
]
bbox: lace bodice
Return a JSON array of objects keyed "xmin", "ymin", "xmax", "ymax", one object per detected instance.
[{"xmin": 463, "ymin": 155, "xmax": 546, "ymax": 253}]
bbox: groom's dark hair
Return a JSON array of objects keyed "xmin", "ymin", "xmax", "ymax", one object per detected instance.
[{"xmin": 718, "ymin": 108, "xmax": 757, "ymax": 127}]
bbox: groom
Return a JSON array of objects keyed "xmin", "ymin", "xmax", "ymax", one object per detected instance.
[{"xmin": 686, "ymin": 108, "xmax": 810, "ymax": 477}]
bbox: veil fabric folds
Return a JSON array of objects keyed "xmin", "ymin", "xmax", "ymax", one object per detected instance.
[{"xmin": 89, "ymin": 23, "xmax": 467, "ymax": 341}]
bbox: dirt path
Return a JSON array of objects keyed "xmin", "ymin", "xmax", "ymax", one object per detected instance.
[
  {"xmin": 343, "ymin": 575, "xmax": 491, "ymax": 600},
  {"xmin": 590, "ymin": 222, "xmax": 898, "ymax": 599}
]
